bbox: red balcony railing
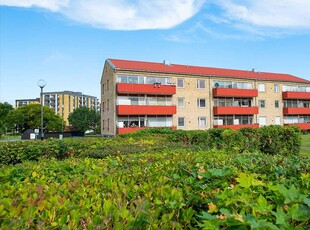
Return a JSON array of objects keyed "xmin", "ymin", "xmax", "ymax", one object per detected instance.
[
  {"xmin": 117, "ymin": 83, "xmax": 176, "ymax": 95},
  {"xmin": 282, "ymin": 91, "xmax": 310, "ymax": 99},
  {"xmin": 283, "ymin": 107, "xmax": 310, "ymax": 115},
  {"xmin": 213, "ymin": 106, "xmax": 259, "ymax": 115},
  {"xmin": 284, "ymin": 123, "xmax": 310, "ymax": 130},
  {"xmin": 213, "ymin": 124, "xmax": 259, "ymax": 130},
  {"xmin": 117, "ymin": 105, "xmax": 176, "ymax": 115},
  {"xmin": 117, "ymin": 126, "xmax": 177, "ymax": 134},
  {"xmin": 213, "ymin": 88, "xmax": 258, "ymax": 98}
]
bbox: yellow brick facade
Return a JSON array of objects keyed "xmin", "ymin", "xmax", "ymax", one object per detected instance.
[{"xmin": 101, "ymin": 59, "xmax": 310, "ymax": 136}]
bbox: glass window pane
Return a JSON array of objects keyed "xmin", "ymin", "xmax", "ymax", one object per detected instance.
[{"xmin": 177, "ymin": 78, "xmax": 184, "ymax": 87}]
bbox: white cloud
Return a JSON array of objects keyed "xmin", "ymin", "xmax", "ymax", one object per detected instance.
[
  {"xmin": 0, "ymin": 0, "xmax": 205, "ymax": 30},
  {"xmin": 0, "ymin": 0, "xmax": 69, "ymax": 11},
  {"xmin": 216, "ymin": 0, "xmax": 310, "ymax": 29}
]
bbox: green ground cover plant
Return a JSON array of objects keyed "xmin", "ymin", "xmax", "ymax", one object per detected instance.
[
  {"xmin": 0, "ymin": 126, "xmax": 309, "ymax": 229},
  {"xmin": 0, "ymin": 150, "xmax": 309, "ymax": 229}
]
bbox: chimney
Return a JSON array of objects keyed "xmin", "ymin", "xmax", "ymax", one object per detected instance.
[{"xmin": 163, "ymin": 60, "xmax": 171, "ymax": 66}]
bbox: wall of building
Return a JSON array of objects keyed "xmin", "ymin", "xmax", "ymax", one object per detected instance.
[
  {"xmin": 101, "ymin": 62, "xmax": 117, "ymax": 136},
  {"xmin": 101, "ymin": 62, "xmax": 310, "ymax": 135}
]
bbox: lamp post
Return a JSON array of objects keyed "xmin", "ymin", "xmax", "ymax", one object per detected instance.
[
  {"xmin": 61, "ymin": 104, "xmax": 64, "ymax": 139},
  {"xmin": 37, "ymin": 79, "xmax": 46, "ymax": 140}
]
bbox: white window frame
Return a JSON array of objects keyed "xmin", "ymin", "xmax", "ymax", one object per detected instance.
[
  {"xmin": 259, "ymin": 100, "xmax": 266, "ymax": 108},
  {"xmin": 197, "ymin": 98, "xmax": 206, "ymax": 108},
  {"xmin": 275, "ymin": 116, "xmax": 281, "ymax": 125},
  {"xmin": 198, "ymin": 117, "xmax": 207, "ymax": 127},
  {"xmin": 177, "ymin": 78, "xmax": 184, "ymax": 88},
  {"xmin": 178, "ymin": 97, "xmax": 185, "ymax": 108},
  {"xmin": 275, "ymin": 100, "xmax": 280, "ymax": 108},
  {"xmin": 197, "ymin": 79, "xmax": 206, "ymax": 89},
  {"xmin": 178, "ymin": 117, "xmax": 185, "ymax": 127},
  {"xmin": 258, "ymin": 83, "xmax": 266, "ymax": 92},
  {"xmin": 259, "ymin": 116, "xmax": 267, "ymax": 126},
  {"xmin": 274, "ymin": 84, "xmax": 279, "ymax": 93}
]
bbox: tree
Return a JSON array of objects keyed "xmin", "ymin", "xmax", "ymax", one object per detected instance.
[
  {"xmin": 0, "ymin": 102, "xmax": 14, "ymax": 137},
  {"xmin": 68, "ymin": 107, "xmax": 100, "ymax": 133},
  {"xmin": 6, "ymin": 104, "xmax": 62, "ymax": 133}
]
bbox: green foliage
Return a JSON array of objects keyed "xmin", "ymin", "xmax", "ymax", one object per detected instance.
[
  {"xmin": 68, "ymin": 107, "xmax": 100, "ymax": 133},
  {"xmin": 5, "ymin": 104, "xmax": 62, "ymax": 133},
  {"xmin": 0, "ymin": 147, "xmax": 309, "ymax": 229},
  {"xmin": 259, "ymin": 125, "xmax": 302, "ymax": 155},
  {"xmin": 0, "ymin": 125, "xmax": 302, "ymax": 166},
  {"xmin": 0, "ymin": 102, "xmax": 14, "ymax": 137}
]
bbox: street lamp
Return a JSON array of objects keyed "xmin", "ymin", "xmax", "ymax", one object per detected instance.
[
  {"xmin": 37, "ymin": 79, "xmax": 46, "ymax": 140},
  {"xmin": 61, "ymin": 104, "xmax": 64, "ymax": 138}
]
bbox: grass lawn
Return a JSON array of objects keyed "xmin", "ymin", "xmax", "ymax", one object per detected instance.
[
  {"xmin": 0, "ymin": 135, "xmax": 21, "ymax": 141},
  {"xmin": 301, "ymin": 134, "xmax": 310, "ymax": 157},
  {"xmin": 301, "ymin": 134, "xmax": 310, "ymax": 147}
]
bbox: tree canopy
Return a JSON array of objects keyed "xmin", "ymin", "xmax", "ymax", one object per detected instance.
[
  {"xmin": 6, "ymin": 104, "xmax": 62, "ymax": 133},
  {"xmin": 68, "ymin": 107, "xmax": 100, "ymax": 133},
  {"xmin": 0, "ymin": 102, "xmax": 14, "ymax": 136}
]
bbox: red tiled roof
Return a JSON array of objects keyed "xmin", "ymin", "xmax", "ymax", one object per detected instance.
[{"xmin": 108, "ymin": 58, "xmax": 309, "ymax": 84}]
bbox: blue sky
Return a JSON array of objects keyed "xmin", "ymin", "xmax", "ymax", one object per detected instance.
[{"xmin": 1, "ymin": 0, "xmax": 310, "ymax": 106}]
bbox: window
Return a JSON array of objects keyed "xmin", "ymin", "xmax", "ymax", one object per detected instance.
[
  {"xmin": 102, "ymin": 120, "xmax": 105, "ymax": 130},
  {"xmin": 102, "ymin": 102, "xmax": 105, "ymax": 112},
  {"xmin": 107, "ymin": 119, "xmax": 109, "ymax": 131},
  {"xmin": 259, "ymin": 116, "xmax": 267, "ymax": 126},
  {"xmin": 275, "ymin": 100, "xmax": 279, "ymax": 108},
  {"xmin": 197, "ymin": 79, "xmax": 206, "ymax": 89},
  {"xmin": 177, "ymin": 78, "xmax": 184, "ymax": 88},
  {"xmin": 178, "ymin": 117, "xmax": 185, "ymax": 127},
  {"xmin": 107, "ymin": 80, "xmax": 109, "ymax": 91},
  {"xmin": 258, "ymin": 83, "xmax": 265, "ymax": 92},
  {"xmin": 259, "ymin": 100, "xmax": 266, "ymax": 108},
  {"xmin": 274, "ymin": 84, "xmax": 279, "ymax": 92},
  {"xmin": 178, "ymin": 97, "xmax": 185, "ymax": 107},
  {"xmin": 197, "ymin": 98, "xmax": 206, "ymax": 108},
  {"xmin": 275, "ymin": 116, "xmax": 281, "ymax": 125},
  {"xmin": 107, "ymin": 99, "xmax": 109, "ymax": 111},
  {"xmin": 198, "ymin": 117, "xmax": 207, "ymax": 127},
  {"xmin": 102, "ymin": 84, "xmax": 105, "ymax": 94}
]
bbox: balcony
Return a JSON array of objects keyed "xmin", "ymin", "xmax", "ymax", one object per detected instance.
[
  {"xmin": 213, "ymin": 106, "xmax": 259, "ymax": 115},
  {"xmin": 213, "ymin": 124, "xmax": 259, "ymax": 130},
  {"xmin": 117, "ymin": 126, "xmax": 176, "ymax": 134},
  {"xmin": 117, "ymin": 83, "xmax": 176, "ymax": 95},
  {"xmin": 283, "ymin": 107, "xmax": 310, "ymax": 115},
  {"xmin": 117, "ymin": 105, "xmax": 176, "ymax": 115},
  {"xmin": 282, "ymin": 91, "xmax": 310, "ymax": 99},
  {"xmin": 284, "ymin": 123, "xmax": 310, "ymax": 130},
  {"xmin": 213, "ymin": 88, "xmax": 258, "ymax": 98}
]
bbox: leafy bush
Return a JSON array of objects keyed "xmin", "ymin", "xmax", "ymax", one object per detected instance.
[
  {"xmin": 259, "ymin": 125, "xmax": 301, "ymax": 155},
  {"xmin": 0, "ymin": 126, "xmax": 302, "ymax": 166},
  {"xmin": 0, "ymin": 150, "xmax": 308, "ymax": 229}
]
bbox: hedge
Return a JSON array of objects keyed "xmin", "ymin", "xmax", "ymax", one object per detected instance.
[{"xmin": 0, "ymin": 125, "xmax": 302, "ymax": 165}]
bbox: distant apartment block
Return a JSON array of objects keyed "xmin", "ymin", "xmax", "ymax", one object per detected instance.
[
  {"xmin": 15, "ymin": 98, "xmax": 40, "ymax": 108},
  {"xmin": 101, "ymin": 58, "xmax": 310, "ymax": 136},
  {"xmin": 16, "ymin": 91, "xmax": 99, "ymax": 125}
]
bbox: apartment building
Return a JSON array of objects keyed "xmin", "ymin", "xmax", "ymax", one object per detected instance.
[
  {"xmin": 101, "ymin": 58, "xmax": 310, "ymax": 136},
  {"xmin": 42, "ymin": 91, "xmax": 99, "ymax": 125},
  {"xmin": 16, "ymin": 91, "xmax": 99, "ymax": 125},
  {"xmin": 15, "ymin": 98, "xmax": 40, "ymax": 108}
]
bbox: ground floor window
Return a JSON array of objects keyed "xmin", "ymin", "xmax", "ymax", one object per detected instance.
[
  {"xmin": 198, "ymin": 117, "xmax": 207, "ymax": 127},
  {"xmin": 214, "ymin": 115, "xmax": 254, "ymax": 125},
  {"xmin": 117, "ymin": 116, "xmax": 172, "ymax": 128},
  {"xmin": 284, "ymin": 115, "xmax": 310, "ymax": 124},
  {"xmin": 178, "ymin": 117, "xmax": 185, "ymax": 127},
  {"xmin": 259, "ymin": 116, "xmax": 267, "ymax": 126}
]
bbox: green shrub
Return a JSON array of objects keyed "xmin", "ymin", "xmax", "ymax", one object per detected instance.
[
  {"xmin": 258, "ymin": 125, "xmax": 301, "ymax": 155},
  {"xmin": 239, "ymin": 127, "xmax": 261, "ymax": 153},
  {"xmin": 221, "ymin": 129, "xmax": 244, "ymax": 153}
]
